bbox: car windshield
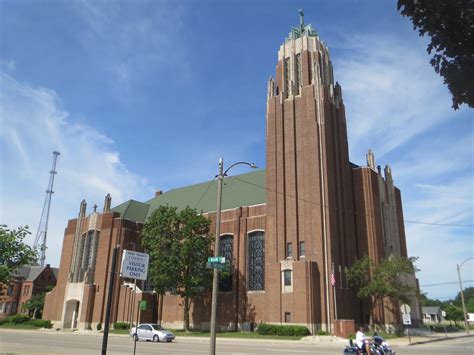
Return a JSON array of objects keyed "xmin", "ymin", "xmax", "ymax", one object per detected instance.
[{"xmin": 150, "ymin": 324, "xmax": 163, "ymax": 330}]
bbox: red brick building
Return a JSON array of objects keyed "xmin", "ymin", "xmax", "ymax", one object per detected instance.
[
  {"xmin": 43, "ymin": 15, "xmax": 420, "ymax": 332},
  {"xmin": 0, "ymin": 265, "xmax": 57, "ymax": 319}
]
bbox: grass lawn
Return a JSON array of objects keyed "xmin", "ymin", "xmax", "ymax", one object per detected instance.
[{"xmin": 171, "ymin": 330, "xmax": 303, "ymax": 340}]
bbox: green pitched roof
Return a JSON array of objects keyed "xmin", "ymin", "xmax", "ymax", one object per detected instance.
[
  {"xmin": 112, "ymin": 199, "xmax": 150, "ymax": 222},
  {"xmin": 112, "ymin": 169, "xmax": 266, "ymax": 223},
  {"xmin": 145, "ymin": 169, "xmax": 266, "ymax": 219}
]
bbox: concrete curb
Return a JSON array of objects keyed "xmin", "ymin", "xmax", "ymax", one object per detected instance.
[{"xmin": 408, "ymin": 333, "xmax": 473, "ymax": 346}]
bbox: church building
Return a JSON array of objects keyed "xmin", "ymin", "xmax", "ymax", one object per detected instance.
[{"xmin": 43, "ymin": 13, "xmax": 421, "ymax": 333}]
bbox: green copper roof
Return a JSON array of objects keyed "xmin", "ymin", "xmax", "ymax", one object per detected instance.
[
  {"xmin": 112, "ymin": 169, "xmax": 266, "ymax": 223},
  {"xmin": 112, "ymin": 199, "xmax": 150, "ymax": 222}
]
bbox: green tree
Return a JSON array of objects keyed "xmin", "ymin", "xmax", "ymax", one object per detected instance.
[
  {"xmin": 141, "ymin": 205, "xmax": 212, "ymax": 331},
  {"xmin": 397, "ymin": 0, "xmax": 474, "ymax": 110},
  {"xmin": 347, "ymin": 255, "xmax": 419, "ymax": 326},
  {"xmin": 444, "ymin": 304, "xmax": 464, "ymax": 325},
  {"xmin": 419, "ymin": 293, "xmax": 444, "ymax": 307},
  {"xmin": 0, "ymin": 225, "xmax": 37, "ymax": 285},
  {"xmin": 24, "ymin": 293, "xmax": 45, "ymax": 319}
]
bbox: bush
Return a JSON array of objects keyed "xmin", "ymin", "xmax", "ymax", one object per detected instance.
[
  {"xmin": 28, "ymin": 319, "xmax": 52, "ymax": 328},
  {"xmin": 113, "ymin": 322, "xmax": 129, "ymax": 330},
  {"xmin": 316, "ymin": 330, "xmax": 329, "ymax": 335},
  {"xmin": 8, "ymin": 314, "xmax": 31, "ymax": 324},
  {"xmin": 96, "ymin": 323, "xmax": 102, "ymax": 331},
  {"xmin": 257, "ymin": 323, "xmax": 310, "ymax": 336}
]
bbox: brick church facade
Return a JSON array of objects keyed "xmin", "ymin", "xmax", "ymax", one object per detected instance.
[{"xmin": 43, "ymin": 15, "xmax": 421, "ymax": 333}]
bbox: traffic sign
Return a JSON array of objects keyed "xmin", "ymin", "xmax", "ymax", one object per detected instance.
[
  {"xmin": 206, "ymin": 262, "xmax": 226, "ymax": 270},
  {"xmin": 120, "ymin": 250, "xmax": 149, "ymax": 280},
  {"xmin": 401, "ymin": 304, "xmax": 411, "ymax": 314},
  {"xmin": 208, "ymin": 256, "xmax": 225, "ymax": 264},
  {"xmin": 402, "ymin": 313, "xmax": 412, "ymax": 325}
]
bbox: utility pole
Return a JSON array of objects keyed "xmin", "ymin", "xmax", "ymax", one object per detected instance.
[
  {"xmin": 457, "ymin": 262, "xmax": 471, "ymax": 334},
  {"xmin": 33, "ymin": 151, "xmax": 60, "ymax": 266}
]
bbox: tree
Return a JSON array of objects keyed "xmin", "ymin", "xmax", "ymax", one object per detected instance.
[
  {"xmin": 347, "ymin": 255, "xmax": 419, "ymax": 326},
  {"xmin": 0, "ymin": 225, "xmax": 37, "ymax": 285},
  {"xmin": 141, "ymin": 205, "xmax": 213, "ymax": 331},
  {"xmin": 444, "ymin": 304, "xmax": 464, "ymax": 325},
  {"xmin": 419, "ymin": 293, "xmax": 444, "ymax": 307},
  {"xmin": 397, "ymin": 0, "xmax": 474, "ymax": 110},
  {"xmin": 24, "ymin": 293, "xmax": 45, "ymax": 319}
]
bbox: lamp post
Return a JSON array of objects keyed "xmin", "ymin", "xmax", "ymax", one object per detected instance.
[
  {"xmin": 209, "ymin": 158, "xmax": 257, "ymax": 355},
  {"xmin": 457, "ymin": 257, "xmax": 473, "ymax": 334}
]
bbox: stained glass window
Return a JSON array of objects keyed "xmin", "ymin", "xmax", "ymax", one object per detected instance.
[
  {"xmin": 248, "ymin": 231, "xmax": 265, "ymax": 291},
  {"xmin": 219, "ymin": 235, "xmax": 233, "ymax": 292}
]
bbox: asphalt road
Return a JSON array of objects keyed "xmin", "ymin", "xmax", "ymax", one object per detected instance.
[{"xmin": 0, "ymin": 329, "xmax": 473, "ymax": 355}]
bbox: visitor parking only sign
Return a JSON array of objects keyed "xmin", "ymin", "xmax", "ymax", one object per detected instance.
[{"xmin": 120, "ymin": 250, "xmax": 149, "ymax": 280}]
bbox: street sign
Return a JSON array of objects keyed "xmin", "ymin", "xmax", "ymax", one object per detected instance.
[
  {"xmin": 206, "ymin": 262, "xmax": 226, "ymax": 270},
  {"xmin": 140, "ymin": 300, "xmax": 147, "ymax": 311},
  {"xmin": 402, "ymin": 313, "xmax": 412, "ymax": 325},
  {"xmin": 401, "ymin": 303, "xmax": 411, "ymax": 314},
  {"xmin": 208, "ymin": 256, "xmax": 225, "ymax": 263},
  {"xmin": 120, "ymin": 250, "xmax": 149, "ymax": 280}
]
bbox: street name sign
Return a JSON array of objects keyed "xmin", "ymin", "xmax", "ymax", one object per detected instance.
[
  {"xmin": 208, "ymin": 256, "xmax": 225, "ymax": 263},
  {"xmin": 206, "ymin": 262, "xmax": 226, "ymax": 270},
  {"xmin": 140, "ymin": 300, "xmax": 147, "ymax": 311},
  {"xmin": 120, "ymin": 250, "xmax": 149, "ymax": 280}
]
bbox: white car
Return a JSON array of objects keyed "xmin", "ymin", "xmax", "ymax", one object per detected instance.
[{"xmin": 130, "ymin": 323, "xmax": 176, "ymax": 342}]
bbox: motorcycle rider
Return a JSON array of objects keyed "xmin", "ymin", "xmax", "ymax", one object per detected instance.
[{"xmin": 355, "ymin": 326, "xmax": 371, "ymax": 354}]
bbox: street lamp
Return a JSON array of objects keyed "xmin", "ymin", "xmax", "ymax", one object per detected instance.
[
  {"xmin": 209, "ymin": 158, "xmax": 257, "ymax": 355},
  {"xmin": 457, "ymin": 257, "xmax": 473, "ymax": 334}
]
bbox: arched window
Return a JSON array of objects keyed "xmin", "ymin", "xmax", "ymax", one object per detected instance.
[
  {"xmin": 219, "ymin": 235, "xmax": 233, "ymax": 292},
  {"xmin": 247, "ymin": 231, "xmax": 265, "ymax": 291}
]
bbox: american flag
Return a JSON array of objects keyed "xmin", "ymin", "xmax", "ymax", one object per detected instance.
[{"xmin": 330, "ymin": 263, "xmax": 336, "ymax": 286}]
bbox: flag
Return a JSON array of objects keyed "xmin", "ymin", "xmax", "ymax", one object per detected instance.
[{"xmin": 330, "ymin": 263, "xmax": 336, "ymax": 286}]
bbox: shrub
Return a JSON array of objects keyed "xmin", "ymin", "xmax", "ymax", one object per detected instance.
[
  {"xmin": 8, "ymin": 314, "xmax": 31, "ymax": 324},
  {"xmin": 96, "ymin": 323, "xmax": 102, "ymax": 331},
  {"xmin": 316, "ymin": 330, "xmax": 329, "ymax": 335},
  {"xmin": 256, "ymin": 323, "xmax": 310, "ymax": 336},
  {"xmin": 113, "ymin": 322, "xmax": 130, "ymax": 330},
  {"xmin": 28, "ymin": 319, "xmax": 52, "ymax": 328}
]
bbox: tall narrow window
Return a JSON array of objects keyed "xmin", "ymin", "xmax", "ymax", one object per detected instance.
[
  {"xmin": 284, "ymin": 57, "xmax": 291, "ymax": 98},
  {"xmin": 219, "ymin": 235, "xmax": 233, "ymax": 292},
  {"xmin": 286, "ymin": 242, "xmax": 293, "ymax": 258},
  {"xmin": 283, "ymin": 270, "xmax": 292, "ymax": 286},
  {"xmin": 248, "ymin": 231, "xmax": 265, "ymax": 291},
  {"xmin": 284, "ymin": 312, "xmax": 291, "ymax": 323},
  {"xmin": 295, "ymin": 53, "xmax": 301, "ymax": 95},
  {"xmin": 299, "ymin": 241, "xmax": 305, "ymax": 257}
]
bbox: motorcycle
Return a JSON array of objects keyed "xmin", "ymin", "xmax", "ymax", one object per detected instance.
[{"xmin": 343, "ymin": 336, "xmax": 395, "ymax": 355}]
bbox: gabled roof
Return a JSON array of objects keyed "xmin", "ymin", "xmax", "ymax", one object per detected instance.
[
  {"xmin": 422, "ymin": 306, "xmax": 441, "ymax": 314},
  {"xmin": 25, "ymin": 266, "xmax": 47, "ymax": 281},
  {"xmin": 111, "ymin": 169, "xmax": 266, "ymax": 223}
]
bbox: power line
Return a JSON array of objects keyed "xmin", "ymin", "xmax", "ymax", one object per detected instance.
[
  {"xmin": 231, "ymin": 176, "xmax": 474, "ymax": 228},
  {"xmin": 421, "ymin": 280, "xmax": 474, "ymax": 287},
  {"xmin": 193, "ymin": 179, "xmax": 215, "ymax": 209}
]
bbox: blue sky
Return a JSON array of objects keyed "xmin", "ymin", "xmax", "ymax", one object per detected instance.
[{"xmin": 1, "ymin": 0, "xmax": 472, "ymax": 301}]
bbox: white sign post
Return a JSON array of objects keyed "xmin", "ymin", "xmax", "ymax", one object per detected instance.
[
  {"xmin": 120, "ymin": 250, "xmax": 150, "ymax": 355},
  {"xmin": 121, "ymin": 250, "xmax": 149, "ymax": 280}
]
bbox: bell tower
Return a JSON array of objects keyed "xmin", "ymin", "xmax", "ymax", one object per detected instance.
[{"xmin": 265, "ymin": 11, "xmax": 358, "ymax": 331}]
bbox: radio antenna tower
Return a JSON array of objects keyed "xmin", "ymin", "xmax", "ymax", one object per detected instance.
[{"xmin": 33, "ymin": 151, "xmax": 61, "ymax": 266}]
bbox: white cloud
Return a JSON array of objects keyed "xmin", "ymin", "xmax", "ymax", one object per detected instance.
[
  {"xmin": 0, "ymin": 73, "xmax": 152, "ymax": 266},
  {"xmin": 333, "ymin": 33, "xmax": 474, "ymax": 300},
  {"xmin": 333, "ymin": 34, "xmax": 454, "ymax": 162}
]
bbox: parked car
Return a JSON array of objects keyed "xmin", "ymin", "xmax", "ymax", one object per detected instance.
[{"xmin": 130, "ymin": 323, "xmax": 175, "ymax": 342}]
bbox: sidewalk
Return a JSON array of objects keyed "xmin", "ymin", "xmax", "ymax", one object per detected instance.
[{"xmin": 388, "ymin": 330, "xmax": 472, "ymax": 346}]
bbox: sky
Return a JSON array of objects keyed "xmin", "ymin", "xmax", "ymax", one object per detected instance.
[{"xmin": 0, "ymin": 0, "xmax": 472, "ymax": 301}]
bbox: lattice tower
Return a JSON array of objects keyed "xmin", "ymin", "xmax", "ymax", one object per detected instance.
[{"xmin": 33, "ymin": 151, "xmax": 60, "ymax": 266}]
